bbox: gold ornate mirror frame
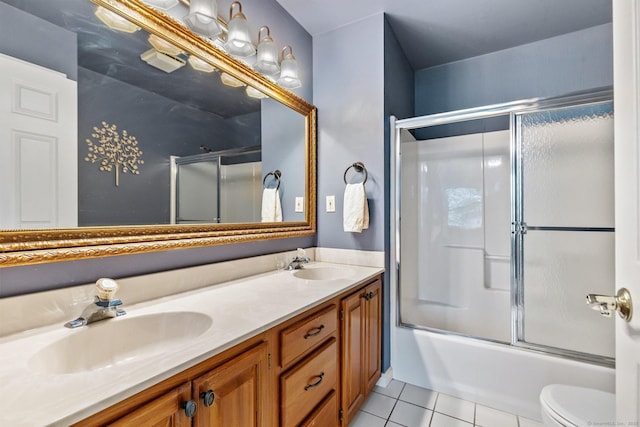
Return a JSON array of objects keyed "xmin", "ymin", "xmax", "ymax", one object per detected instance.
[{"xmin": 0, "ymin": 0, "xmax": 316, "ymax": 267}]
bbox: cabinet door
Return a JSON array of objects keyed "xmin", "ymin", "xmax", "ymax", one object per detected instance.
[
  {"xmin": 108, "ymin": 383, "xmax": 192, "ymax": 427},
  {"xmin": 192, "ymin": 343, "xmax": 269, "ymax": 427},
  {"xmin": 340, "ymin": 290, "xmax": 366, "ymax": 425},
  {"xmin": 364, "ymin": 279, "xmax": 382, "ymax": 393}
]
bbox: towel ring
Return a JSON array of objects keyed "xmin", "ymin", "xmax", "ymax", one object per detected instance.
[
  {"xmin": 263, "ymin": 170, "xmax": 282, "ymax": 190},
  {"xmin": 343, "ymin": 162, "xmax": 368, "ymax": 185}
]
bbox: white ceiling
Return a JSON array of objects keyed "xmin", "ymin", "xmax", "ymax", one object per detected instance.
[{"xmin": 275, "ymin": 0, "xmax": 612, "ymax": 70}]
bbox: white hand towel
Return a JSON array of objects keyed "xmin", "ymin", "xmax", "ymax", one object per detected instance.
[
  {"xmin": 261, "ymin": 188, "xmax": 283, "ymax": 222},
  {"xmin": 343, "ymin": 183, "xmax": 369, "ymax": 232}
]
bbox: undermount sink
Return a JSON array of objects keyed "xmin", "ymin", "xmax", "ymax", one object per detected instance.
[
  {"xmin": 292, "ymin": 267, "xmax": 353, "ymax": 281},
  {"xmin": 29, "ymin": 311, "xmax": 212, "ymax": 374}
]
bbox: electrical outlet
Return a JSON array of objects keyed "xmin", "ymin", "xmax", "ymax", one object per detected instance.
[
  {"xmin": 295, "ymin": 197, "xmax": 304, "ymax": 213},
  {"xmin": 326, "ymin": 195, "xmax": 336, "ymax": 212}
]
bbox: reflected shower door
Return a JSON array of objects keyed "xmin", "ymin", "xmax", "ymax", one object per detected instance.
[
  {"xmin": 515, "ymin": 101, "xmax": 615, "ymax": 360},
  {"xmin": 176, "ymin": 160, "xmax": 220, "ymax": 224}
]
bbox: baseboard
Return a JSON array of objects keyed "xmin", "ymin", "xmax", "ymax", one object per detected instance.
[{"xmin": 376, "ymin": 367, "xmax": 393, "ymax": 388}]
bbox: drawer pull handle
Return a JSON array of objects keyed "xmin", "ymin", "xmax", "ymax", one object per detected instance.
[
  {"xmin": 304, "ymin": 372, "xmax": 325, "ymax": 391},
  {"xmin": 304, "ymin": 324, "xmax": 325, "ymax": 339}
]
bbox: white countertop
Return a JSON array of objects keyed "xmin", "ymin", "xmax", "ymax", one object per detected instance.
[{"xmin": 0, "ymin": 262, "xmax": 383, "ymax": 426}]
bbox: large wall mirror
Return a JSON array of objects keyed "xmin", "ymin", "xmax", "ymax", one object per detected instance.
[{"xmin": 0, "ymin": 0, "xmax": 316, "ymax": 267}]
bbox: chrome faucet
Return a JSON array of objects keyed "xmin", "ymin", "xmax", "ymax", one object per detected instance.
[
  {"xmin": 65, "ymin": 278, "xmax": 126, "ymax": 328},
  {"xmin": 286, "ymin": 248, "xmax": 311, "ymax": 270}
]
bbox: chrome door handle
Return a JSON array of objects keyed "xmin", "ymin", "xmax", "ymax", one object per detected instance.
[{"xmin": 586, "ymin": 288, "xmax": 633, "ymax": 322}]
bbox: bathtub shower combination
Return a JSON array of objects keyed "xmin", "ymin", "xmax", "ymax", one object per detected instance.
[{"xmin": 389, "ymin": 91, "xmax": 616, "ymax": 418}]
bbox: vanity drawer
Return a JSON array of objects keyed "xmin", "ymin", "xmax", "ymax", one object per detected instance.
[
  {"xmin": 300, "ymin": 389, "xmax": 338, "ymax": 427},
  {"xmin": 281, "ymin": 338, "xmax": 338, "ymax": 427},
  {"xmin": 280, "ymin": 304, "xmax": 337, "ymax": 367}
]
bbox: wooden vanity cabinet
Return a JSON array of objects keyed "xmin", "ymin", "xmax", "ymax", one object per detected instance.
[
  {"xmin": 107, "ymin": 383, "xmax": 192, "ymax": 427},
  {"xmin": 75, "ymin": 336, "xmax": 270, "ymax": 427},
  {"xmin": 192, "ymin": 343, "xmax": 269, "ymax": 427},
  {"xmin": 76, "ymin": 274, "xmax": 383, "ymax": 427},
  {"xmin": 340, "ymin": 277, "xmax": 382, "ymax": 426}
]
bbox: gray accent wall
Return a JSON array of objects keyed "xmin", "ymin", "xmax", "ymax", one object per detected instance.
[
  {"xmin": 78, "ymin": 68, "xmax": 261, "ymax": 226},
  {"xmin": 0, "ymin": 2, "xmax": 77, "ymax": 80}
]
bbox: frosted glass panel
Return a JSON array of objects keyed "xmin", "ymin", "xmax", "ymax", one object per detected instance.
[
  {"xmin": 523, "ymin": 230, "xmax": 614, "ymax": 358},
  {"xmin": 520, "ymin": 102, "xmax": 614, "ymax": 227}
]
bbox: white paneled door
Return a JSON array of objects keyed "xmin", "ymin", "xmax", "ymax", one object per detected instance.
[
  {"xmin": 0, "ymin": 53, "xmax": 77, "ymax": 229},
  {"xmin": 613, "ymin": 0, "xmax": 640, "ymax": 420}
]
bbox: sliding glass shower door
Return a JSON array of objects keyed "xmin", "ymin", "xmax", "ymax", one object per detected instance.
[
  {"xmin": 396, "ymin": 93, "xmax": 615, "ymax": 364},
  {"xmin": 514, "ymin": 101, "xmax": 615, "ymax": 360}
]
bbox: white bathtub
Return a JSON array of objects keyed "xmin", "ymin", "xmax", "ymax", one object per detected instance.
[{"xmin": 390, "ymin": 314, "xmax": 615, "ymax": 420}]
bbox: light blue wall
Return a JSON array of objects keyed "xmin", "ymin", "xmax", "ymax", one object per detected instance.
[
  {"xmin": 261, "ymin": 99, "xmax": 306, "ymax": 222},
  {"xmin": 314, "ymin": 14, "xmax": 385, "ymax": 252},
  {"xmin": 415, "ymin": 23, "xmax": 613, "ymax": 140},
  {"xmin": 383, "ymin": 17, "xmax": 415, "ymax": 372}
]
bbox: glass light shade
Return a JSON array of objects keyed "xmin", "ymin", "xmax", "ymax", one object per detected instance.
[
  {"xmin": 143, "ymin": 0, "xmax": 178, "ymax": 10},
  {"xmin": 224, "ymin": 2, "xmax": 256, "ymax": 57},
  {"xmin": 95, "ymin": 6, "xmax": 140, "ymax": 33},
  {"xmin": 277, "ymin": 46, "xmax": 301, "ymax": 89},
  {"xmin": 220, "ymin": 72, "xmax": 246, "ymax": 87},
  {"xmin": 148, "ymin": 34, "xmax": 183, "ymax": 56},
  {"xmin": 254, "ymin": 26, "xmax": 280, "ymax": 75},
  {"xmin": 246, "ymin": 86, "xmax": 268, "ymax": 99},
  {"xmin": 184, "ymin": 0, "xmax": 222, "ymax": 38},
  {"xmin": 188, "ymin": 55, "xmax": 216, "ymax": 73}
]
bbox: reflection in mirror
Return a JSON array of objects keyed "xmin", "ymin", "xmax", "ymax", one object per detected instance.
[{"xmin": 0, "ymin": 0, "xmax": 307, "ymax": 229}]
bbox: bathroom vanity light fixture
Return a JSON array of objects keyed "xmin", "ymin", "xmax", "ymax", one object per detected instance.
[
  {"xmin": 220, "ymin": 72, "xmax": 246, "ymax": 87},
  {"xmin": 136, "ymin": 0, "xmax": 303, "ymax": 88},
  {"xmin": 224, "ymin": 2, "xmax": 256, "ymax": 57},
  {"xmin": 277, "ymin": 45, "xmax": 301, "ymax": 89},
  {"xmin": 254, "ymin": 26, "xmax": 280, "ymax": 76},
  {"xmin": 95, "ymin": 6, "xmax": 140, "ymax": 33},
  {"xmin": 143, "ymin": 0, "xmax": 179, "ymax": 10},
  {"xmin": 246, "ymin": 86, "xmax": 268, "ymax": 99},
  {"xmin": 188, "ymin": 55, "xmax": 216, "ymax": 72},
  {"xmin": 148, "ymin": 34, "xmax": 183, "ymax": 56},
  {"xmin": 184, "ymin": 0, "xmax": 223, "ymax": 38}
]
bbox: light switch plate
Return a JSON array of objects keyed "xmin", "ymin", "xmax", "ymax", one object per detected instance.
[
  {"xmin": 295, "ymin": 197, "xmax": 304, "ymax": 213},
  {"xmin": 326, "ymin": 195, "xmax": 336, "ymax": 212}
]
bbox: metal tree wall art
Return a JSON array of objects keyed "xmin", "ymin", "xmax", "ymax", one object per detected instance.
[{"xmin": 84, "ymin": 121, "xmax": 144, "ymax": 187}]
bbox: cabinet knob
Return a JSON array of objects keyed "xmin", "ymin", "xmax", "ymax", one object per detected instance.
[
  {"xmin": 200, "ymin": 390, "xmax": 215, "ymax": 407},
  {"xmin": 304, "ymin": 372, "xmax": 325, "ymax": 391},
  {"xmin": 182, "ymin": 399, "xmax": 197, "ymax": 418},
  {"xmin": 364, "ymin": 291, "xmax": 374, "ymax": 301}
]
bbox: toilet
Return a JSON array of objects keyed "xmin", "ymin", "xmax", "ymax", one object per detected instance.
[{"xmin": 540, "ymin": 384, "xmax": 615, "ymax": 427}]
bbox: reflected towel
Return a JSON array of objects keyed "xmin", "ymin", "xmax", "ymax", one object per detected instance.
[
  {"xmin": 343, "ymin": 183, "xmax": 369, "ymax": 232},
  {"xmin": 261, "ymin": 188, "xmax": 283, "ymax": 222}
]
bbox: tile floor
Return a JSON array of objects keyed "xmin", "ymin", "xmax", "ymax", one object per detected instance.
[{"xmin": 348, "ymin": 380, "xmax": 544, "ymax": 427}]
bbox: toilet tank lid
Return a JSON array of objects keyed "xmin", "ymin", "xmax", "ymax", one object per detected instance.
[{"xmin": 541, "ymin": 384, "xmax": 615, "ymax": 426}]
